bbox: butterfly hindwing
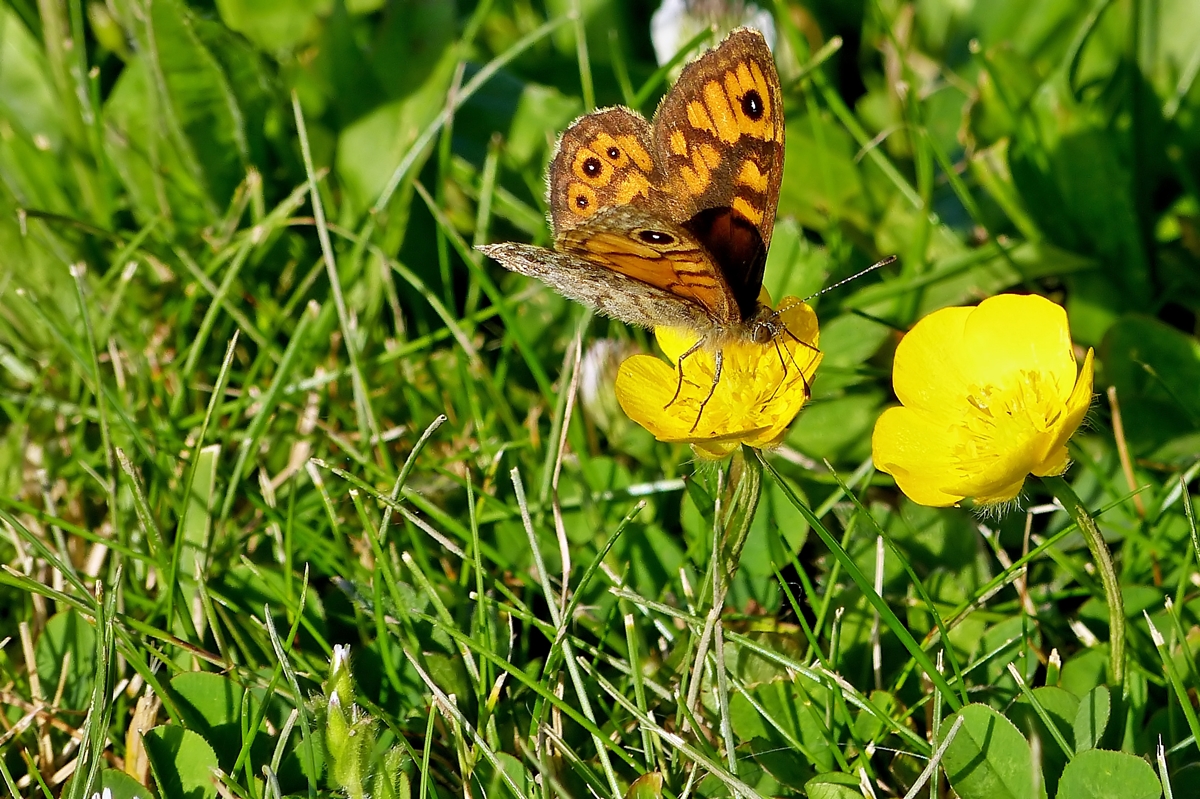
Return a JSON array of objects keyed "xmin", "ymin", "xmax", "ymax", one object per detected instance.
[{"xmin": 548, "ymin": 108, "xmax": 662, "ymax": 235}]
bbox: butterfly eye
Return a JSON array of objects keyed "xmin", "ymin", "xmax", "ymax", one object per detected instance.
[
  {"xmin": 741, "ymin": 90, "xmax": 764, "ymax": 121},
  {"xmin": 638, "ymin": 230, "xmax": 675, "ymax": 245}
]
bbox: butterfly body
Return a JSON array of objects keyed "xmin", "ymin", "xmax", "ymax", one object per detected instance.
[{"xmin": 481, "ymin": 27, "xmax": 785, "ymax": 349}]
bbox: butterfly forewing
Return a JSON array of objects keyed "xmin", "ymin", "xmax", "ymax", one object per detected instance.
[
  {"xmin": 652, "ymin": 28, "xmax": 785, "ymax": 252},
  {"xmin": 556, "ymin": 206, "xmax": 740, "ymax": 325},
  {"xmin": 479, "ymin": 238, "xmax": 719, "ymax": 333}
]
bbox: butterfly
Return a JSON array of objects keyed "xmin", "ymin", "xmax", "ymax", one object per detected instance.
[{"xmin": 480, "ymin": 27, "xmax": 791, "ymax": 419}]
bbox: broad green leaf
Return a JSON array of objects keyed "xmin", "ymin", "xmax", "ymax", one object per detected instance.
[
  {"xmin": 729, "ymin": 672, "xmax": 837, "ymax": 773},
  {"xmin": 741, "ymin": 474, "xmax": 809, "ymax": 580},
  {"xmin": 804, "ymin": 772, "xmax": 862, "ymax": 799},
  {"xmin": 967, "ymin": 0, "xmax": 1089, "ymax": 65},
  {"xmin": 0, "ymin": 7, "xmax": 63, "ymax": 146},
  {"xmin": 887, "ymin": 500, "xmax": 979, "ymax": 575},
  {"xmin": 980, "ymin": 616, "xmax": 1036, "ymax": 694},
  {"xmin": 734, "ymin": 623, "xmax": 807, "ymax": 686},
  {"xmin": 145, "ymin": 0, "xmax": 249, "ymax": 207},
  {"xmin": 170, "ymin": 672, "xmax": 258, "ymax": 770},
  {"xmin": 105, "ymin": 0, "xmax": 253, "ymax": 235},
  {"xmin": 1101, "ymin": 315, "xmax": 1200, "ymax": 456},
  {"xmin": 854, "ymin": 691, "xmax": 901, "ymax": 743},
  {"xmin": 745, "ymin": 735, "xmax": 814, "ymax": 789},
  {"xmin": 786, "ymin": 389, "xmax": 885, "ymax": 463},
  {"xmin": 102, "ymin": 56, "xmax": 211, "ymax": 235},
  {"xmin": 96, "ymin": 769, "xmax": 153, "ymax": 799},
  {"xmin": 1010, "ymin": 83, "xmax": 1152, "ymax": 324},
  {"xmin": 762, "ymin": 219, "xmax": 829, "ymax": 304},
  {"xmin": 503, "ymin": 83, "xmax": 582, "ymax": 170},
  {"xmin": 1056, "ymin": 749, "xmax": 1161, "ymax": 799},
  {"xmin": 967, "ymin": 43, "xmax": 1042, "ymax": 148},
  {"xmin": 63, "ymin": 768, "xmax": 154, "ymax": 799},
  {"xmin": 1072, "ymin": 686, "xmax": 1110, "ymax": 753},
  {"xmin": 143, "ymin": 726, "xmax": 220, "ymax": 799},
  {"xmin": 484, "ymin": 752, "xmax": 532, "ymax": 799},
  {"xmin": 814, "ymin": 312, "xmax": 891, "ymax": 394},
  {"xmin": 942, "ymin": 703, "xmax": 1038, "ymax": 799},
  {"xmin": 1008, "ymin": 686, "xmax": 1078, "ymax": 797},
  {"xmin": 558, "ymin": 456, "xmax": 635, "ymax": 545},
  {"xmin": 844, "ymin": 241, "xmax": 1093, "ymax": 316},
  {"xmin": 1060, "ymin": 648, "xmax": 1108, "ymax": 699},
  {"xmin": 35, "ymin": 609, "xmax": 97, "ymax": 711},
  {"xmin": 177, "ymin": 444, "xmax": 218, "ymax": 642},
  {"xmin": 0, "ymin": 6, "xmax": 77, "ymax": 218},
  {"xmin": 171, "ymin": 672, "xmax": 240, "ymax": 728},
  {"xmin": 626, "ymin": 772, "xmax": 663, "ymax": 799},
  {"xmin": 335, "ymin": 46, "xmax": 457, "ymax": 220},
  {"xmin": 214, "ymin": 0, "xmax": 329, "ymax": 52},
  {"xmin": 778, "ymin": 111, "xmax": 870, "ymax": 234}
]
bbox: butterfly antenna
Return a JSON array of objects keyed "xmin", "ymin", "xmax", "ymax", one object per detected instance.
[{"xmin": 803, "ymin": 255, "xmax": 898, "ymax": 302}]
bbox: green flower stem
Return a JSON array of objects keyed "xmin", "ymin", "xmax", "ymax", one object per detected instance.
[
  {"xmin": 1041, "ymin": 475, "xmax": 1125, "ymax": 687},
  {"xmin": 684, "ymin": 447, "xmax": 763, "ymax": 732}
]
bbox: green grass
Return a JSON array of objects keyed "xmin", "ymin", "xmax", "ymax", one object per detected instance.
[{"xmin": 2, "ymin": 0, "xmax": 1200, "ymax": 797}]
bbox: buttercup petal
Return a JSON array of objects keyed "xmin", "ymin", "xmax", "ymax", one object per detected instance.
[
  {"xmin": 891, "ymin": 306, "xmax": 974, "ymax": 417},
  {"xmin": 960, "ymin": 294, "xmax": 1078, "ymax": 403},
  {"xmin": 655, "ymin": 325, "xmax": 698, "ymax": 365},
  {"xmin": 691, "ymin": 439, "xmax": 743, "ymax": 460},
  {"xmin": 943, "ymin": 432, "xmax": 1041, "ymax": 500},
  {"xmin": 614, "ymin": 354, "xmax": 693, "ymax": 439},
  {"xmin": 874, "ymin": 294, "xmax": 1093, "ymax": 508},
  {"xmin": 970, "ymin": 475, "xmax": 1028, "ymax": 505},
  {"xmin": 872, "ymin": 407, "xmax": 965, "ymax": 507},
  {"xmin": 617, "ymin": 298, "xmax": 821, "ymax": 458},
  {"xmin": 1032, "ymin": 348, "xmax": 1094, "ymax": 475},
  {"xmin": 1032, "ymin": 444, "xmax": 1070, "ymax": 478}
]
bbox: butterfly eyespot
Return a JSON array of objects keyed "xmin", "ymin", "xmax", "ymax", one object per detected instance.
[
  {"xmin": 638, "ymin": 230, "xmax": 675, "ymax": 245},
  {"xmin": 582, "ymin": 157, "xmax": 603, "ymax": 177},
  {"xmin": 575, "ymin": 194, "xmax": 589, "ymax": 209},
  {"xmin": 606, "ymin": 146, "xmax": 621, "ymax": 159},
  {"xmin": 741, "ymin": 90, "xmax": 764, "ymax": 120}
]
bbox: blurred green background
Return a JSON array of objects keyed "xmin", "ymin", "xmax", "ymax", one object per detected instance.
[{"xmin": 2, "ymin": 0, "xmax": 1200, "ymax": 796}]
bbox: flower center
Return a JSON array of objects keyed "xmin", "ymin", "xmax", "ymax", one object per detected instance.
[{"xmin": 952, "ymin": 370, "xmax": 1064, "ymax": 473}]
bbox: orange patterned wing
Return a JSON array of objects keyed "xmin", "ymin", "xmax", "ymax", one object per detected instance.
[
  {"xmin": 548, "ymin": 108, "xmax": 665, "ymax": 235},
  {"xmin": 554, "ymin": 205, "xmax": 741, "ymax": 326},
  {"xmin": 652, "ymin": 27, "xmax": 785, "ymax": 247},
  {"xmin": 484, "ymin": 27, "xmax": 785, "ymax": 336},
  {"xmin": 651, "ymin": 28, "xmax": 784, "ymax": 322}
]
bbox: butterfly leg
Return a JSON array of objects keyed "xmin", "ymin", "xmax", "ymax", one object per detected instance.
[
  {"xmin": 766, "ymin": 333, "xmax": 790, "ymax": 403},
  {"xmin": 760, "ymin": 311, "xmax": 817, "ymax": 403},
  {"xmin": 690, "ymin": 348, "xmax": 723, "ymax": 433},
  {"xmin": 665, "ymin": 339, "xmax": 706, "ymax": 410},
  {"xmin": 760, "ymin": 334, "xmax": 813, "ymax": 404}
]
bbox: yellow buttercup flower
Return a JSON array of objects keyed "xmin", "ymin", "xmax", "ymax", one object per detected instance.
[
  {"xmin": 615, "ymin": 298, "xmax": 821, "ymax": 460},
  {"xmin": 872, "ymin": 293, "xmax": 1094, "ymax": 507}
]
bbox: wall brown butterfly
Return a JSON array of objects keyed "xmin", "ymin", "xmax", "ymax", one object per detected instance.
[{"xmin": 480, "ymin": 27, "xmax": 790, "ymax": 416}]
